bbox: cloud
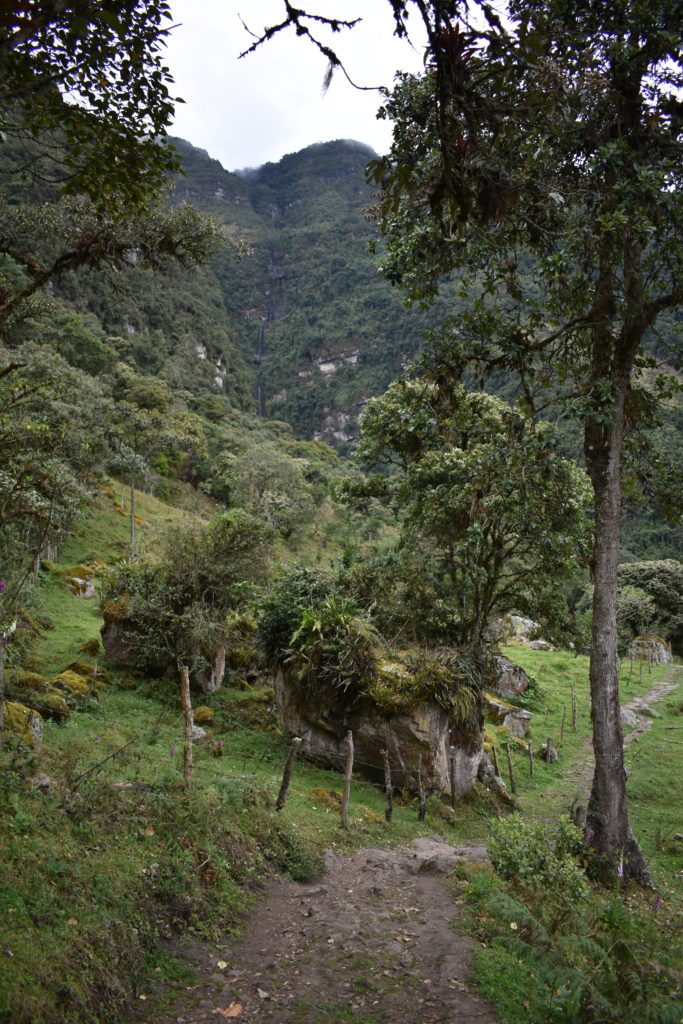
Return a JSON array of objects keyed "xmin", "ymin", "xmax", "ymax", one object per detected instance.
[{"xmin": 165, "ymin": 0, "xmax": 426, "ymax": 171}]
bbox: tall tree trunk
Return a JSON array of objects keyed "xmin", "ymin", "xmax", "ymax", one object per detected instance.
[{"xmin": 584, "ymin": 390, "xmax": 652, "ymax": 885}]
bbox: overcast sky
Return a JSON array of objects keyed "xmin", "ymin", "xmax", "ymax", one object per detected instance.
[{"xmin": 165, "ymin": 1, "xmax": 427, "ymax": 173}]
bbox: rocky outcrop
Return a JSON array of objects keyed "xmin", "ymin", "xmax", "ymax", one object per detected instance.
[
  {"xmin": 492, "ymin": 654, "xmax": 531, "ymax": 698},
  {"xmin": 484, "ymin": 693, "xmax": 533, "ymax": 738},
  {"xmin": 273, "ymin": 669, "xmax": 483, "ymax": 797},
  {"xmin": 60, "ymin": 565, "xmax": 96, "ymax": 598}
]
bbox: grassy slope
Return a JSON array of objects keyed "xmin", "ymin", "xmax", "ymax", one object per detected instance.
[
  {"xmin": 1, "ymin": 484, "xmax": 681, "ymax": 1023},
  {"xmin": 0, "ymin": 482, "xmax": 479, "ymax": 1024},
  {"xmin": 500, "ymin": 644, "xmax": 683, "ymax": 897}
]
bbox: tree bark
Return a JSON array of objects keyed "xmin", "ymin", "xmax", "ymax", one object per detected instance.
[{"xmin": 584, "ymin": 389, "xmax": 652, "ymax": 884}]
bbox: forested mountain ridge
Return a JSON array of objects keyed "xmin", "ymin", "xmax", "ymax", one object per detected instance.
[{"xmin": 168, "ymin": 137, "xmax": 446, "ymax": 442}]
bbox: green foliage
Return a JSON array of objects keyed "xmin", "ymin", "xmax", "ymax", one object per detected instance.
[
  {"xmin": 257, "ymin": 565, "xmax": 338, "ymax": 663},
  {"xmin": 617, "ymin": 560, "xmax": 683, "ymax": 655},
  {"xmin": 0, "ymin": 344, "xmax": 110, "ymax": 632},
  {"xmin": 207, "ymin": 441, "xmax": 316, "ymax": 537},
  {"xmin": 354, "ymin": 378, "xmax": 592, "ymax": 645},
  {"xmin": 488, "ymin": 816, "xmax": 590, "ymax": 911},
  {"xmin": 469, "ymin": 839, "xmax": 682, "ymax": 1024},
  {"xmin": 101, "ymin": 510, "xmax": 273, "ymax": 674},
  {"xmin": 284, "ymin": 595, "xmax": 381, "ymax": 701},
  {"xmin": 0, "ymin": 1, "xmax": 180, "ymax": 209}
]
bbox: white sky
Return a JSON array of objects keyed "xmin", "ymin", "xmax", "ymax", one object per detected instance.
[{"xmin": 164, "ymin": 0, "xmax": 427, "ymax": 173}]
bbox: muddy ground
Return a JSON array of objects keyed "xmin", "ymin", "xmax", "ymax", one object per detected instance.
[{"xmin": 140, "ymin": 836, "xmax": 498, "ymax": 1024}]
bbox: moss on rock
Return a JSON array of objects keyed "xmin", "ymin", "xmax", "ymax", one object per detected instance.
[
  {"xmin": 2, "ymin": 700, "xmax": 43, "ymax": 748},
  {"xmin": 12, "ymin": 670, "xmax": 49, "ymax": 693},
  {"xmin": 194, "ymin": 706, "xmax": 215, "ymax": 725},
  {"xmin": 52, "ymin": 671, "xmax": 95, "ymax": 699}
]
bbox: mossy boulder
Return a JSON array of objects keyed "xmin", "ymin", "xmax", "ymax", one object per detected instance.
[
  {"xmin": 484, "ymin": 693, "xmax": 533, "ymax": 738},
  {"xmin": 59, "ymin": 565, "xmax": 96, "ymax": 598},
  {"xmin": 64, "ymin": 660, "xmax": 107, "ymax": 683},
  {"xmin": 6, "ymin": 671, "xmax": 71, "ymax": 722},
  {"xmin": 193, "ymin": 706, "xmax": 215, "ymax": 725},
  {"xmin": 52, "ymin": 671, "xmax": 95, "ymax": 699},
  {"xmin": 78, "ymin": 638, "xmax": 101, "ymax": 657},
  {"xmin": 38, "ymin": 692, "xmax": 70, "ymax": 722},
  {"xmin": 2, "ymin": 701, "xmax": 43, "ymax": 748},
  {"xmin": 11, "ymin": 670, "xmax": 49, "ymax": 693}
]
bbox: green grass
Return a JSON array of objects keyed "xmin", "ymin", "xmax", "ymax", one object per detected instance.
[
  {"xmin": 494, "ymin": 646, "xmax": 679, "ymax": 867},
  {"xmin": 3, "ymin": 480, "xmax": 682, "ymax": 1024}
]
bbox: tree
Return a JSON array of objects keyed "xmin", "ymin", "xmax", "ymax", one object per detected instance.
[
  {"xmin": 364, "ymin": 3, "xmax": 683, "ymax": 882},
  {"xmin": 107, "ymin": 368, "xmax": 209, "ymax": 557},
  {"xmin": 0, "ymin": 342, "xmax": 112, "ymax": 728},
  {"xmin": 0, "ymin": 0, "xmax": 179, "ymax": 209},
  {"xmin": 101, "ymin": 510, "xmax": 273, "ymax": 681},
  {"xmin": 352, "ymin": 377, "xmax": 591, "ymax": 646},
  {"xmin": 249, "ymin": 0, "xmax": 683, "ymax": 880},
  {"xmin": 0, "ymin": 196, "xmax": 229, "ymax": 329},
  {"xmin": 213, "ymin": 442, "xmax": 315, "ymax": 538}
]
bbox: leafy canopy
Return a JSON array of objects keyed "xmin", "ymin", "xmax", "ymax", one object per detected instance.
[
  {"xmin": 353, "ymin": 377, "xmax": 592, "ymax": 645},
  {"xmin": 0, "ymin": 0, "xmax": 180, "ymax": 209}
]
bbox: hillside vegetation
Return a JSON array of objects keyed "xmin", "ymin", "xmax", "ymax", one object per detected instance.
[{"xmin": 0, "ymin": 486, "xmax": 681, "ymax": 1024}]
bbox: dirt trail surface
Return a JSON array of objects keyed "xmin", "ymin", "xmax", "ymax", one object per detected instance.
[
  {"xmin": 551, "ymin": 665, "xmax": 681, "ymax": 806},
  {"xmin": 621, "ymin": 668, "xmax": 681, "ymax": 747},
  {"xmin": 143, "ymin": 837, "xmax": 498, "ymax": 1024}
]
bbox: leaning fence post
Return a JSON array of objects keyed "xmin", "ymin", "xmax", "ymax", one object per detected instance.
[
  {"xmin": 276, "ymin": 735, "xmax": 302, "ymax": 811},
  {"xmin": 179, "ymin": 664, "xmax": 193, "ymax": 791},
  {"xmin": 491, "ymin": 744, "xmax": 500, "ymax": 778},
  {"xmin": 341, "ymin": 730, "xmax": 353, "ymax": 831},
  {"xmin": 381, "ymin": 748, "xmax": 393, "ymax": 822},
  {"xmin": 504, "ymin": 741, "xmax": 516, "ymax": 794},
  {"xmin": 416, "ymin": 754, "xmax": 426, "ymax": 822}
]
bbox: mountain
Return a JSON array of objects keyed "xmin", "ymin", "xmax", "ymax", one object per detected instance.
[{"xmin": 169, "ymin": 137, "xmax": 448, "ymax": 444}]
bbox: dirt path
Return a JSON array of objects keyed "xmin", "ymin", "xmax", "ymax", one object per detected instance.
[
  {"xmin": 141, "ymin": 837, "xmax": 498, "ymax": 1024},
  {"xmin": 621, "ymin": 666, "xmax": 681, "ymax": 747},
  {"xmin": 544, "ymin": 665, "xmax": 682, "ymax": 810}
]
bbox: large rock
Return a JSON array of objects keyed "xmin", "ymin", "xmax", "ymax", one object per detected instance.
[
  {"xmin": 273, "ymin": 669, "xmax": 483, "ymax": 797},
  {"xmin": 628, "ymin": 637, "xmax": 672, "ymax": 665},
  {"xmin": 2, "ymin": 701, "xmax": 43, "ymax": 749},
  {"xmin": 484, "ymin": 693, "xmax": 533, "ymax": 738},
  {"xmin": 492, "ymin": 654, "xmax": 531, "ymax": 698}
]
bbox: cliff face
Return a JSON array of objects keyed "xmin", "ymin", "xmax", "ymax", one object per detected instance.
[{"xmin": 170, "ymin": 138, "xmax": 446, "ymax": 445}]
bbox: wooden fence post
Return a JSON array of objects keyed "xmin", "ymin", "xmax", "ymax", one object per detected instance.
[
  {"xmin": 528, "ymin": 740, "xmax": 534, "ymax": 777},
  {"xmin": 381, "ymin": 748, "xmax": 393, "ymax": 822},
  {"xmin": 276, "ymin": 736, "xmax": 302, "ymax": 811},
  {"xmin": 179, "ymin": 664, "xmax": 193, "ymax": 790},
  {"xmin": 416, "ymin": 755, "xmax": 426, "ymax": 822},
  {"xmin": 491, "ymin": 744, "xmax": 500, "ymax": 778},
  {"xmin": 572, "ymin": 689, "xmax": 577, "ymax": 730},
  {"xmin": 341, "ymin": 730, "xmax": 353, "ymax": 831},
  {"xmin": 559, "ymin": 707, "xmax": 567, "ymax": 747},
  {"xmin": 504, "ymin": 741, "xmax": 516, "ymax": 794},
  {"xmin": 448, "ymin": 746, "xmax": 457, "ymax": 810}
]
